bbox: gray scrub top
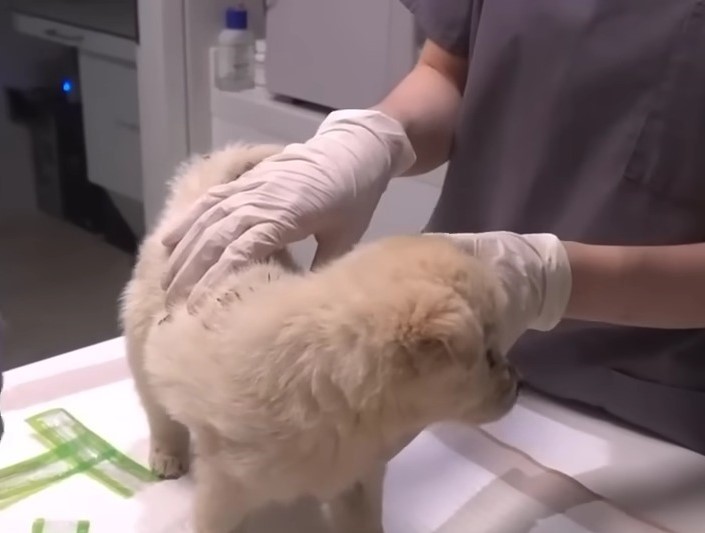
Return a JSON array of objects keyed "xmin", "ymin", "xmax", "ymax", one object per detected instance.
[{"xmin": 400, "ymin": 0, "xmax": 705, "ymax": 454}]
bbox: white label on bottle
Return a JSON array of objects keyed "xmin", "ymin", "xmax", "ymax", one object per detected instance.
[{"xmin": 217, "ymin": 46, "xmax": 251, "ymax": 80}]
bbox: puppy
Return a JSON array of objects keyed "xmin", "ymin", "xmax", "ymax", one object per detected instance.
[{"xmin": 120, "ymin": 144, "xmax": 519, "ymax": 533}]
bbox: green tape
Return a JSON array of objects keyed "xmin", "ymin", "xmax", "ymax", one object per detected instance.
[
  {"xmin": 32, "ymin": 519, "xmax": 91, "ymax": 533},
  {"xmin": 0, "ymin": 408, "xmax": 157, "ymax": 509},
  {"xmin": 26, "ymin": 409, "xmax": 157, "ymax": 497},
  {"xmin": 0, "ymin": 439, "xmax": 108, "ymax": 509}
]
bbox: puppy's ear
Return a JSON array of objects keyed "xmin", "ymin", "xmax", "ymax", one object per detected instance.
[{"xmin": 397, "ymin": 295, "xmax": 482, "ymax": 376}]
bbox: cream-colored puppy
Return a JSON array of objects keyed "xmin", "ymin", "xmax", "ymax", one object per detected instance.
[{"xmin": 120, "ymin": 144, "xmax": 519, "ymax": 533}]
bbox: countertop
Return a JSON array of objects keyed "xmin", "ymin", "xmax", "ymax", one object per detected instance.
[{"xmin": 1, "ymin": 337, "xmax": 704, "ymax": 532}]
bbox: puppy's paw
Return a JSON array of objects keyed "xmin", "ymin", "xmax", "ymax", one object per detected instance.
[{"xmin": 149, "ymin": 442, "xmax": 189, "ymax": 479}]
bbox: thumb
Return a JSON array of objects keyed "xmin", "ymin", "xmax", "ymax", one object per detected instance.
[
  {"xmin": 311, "ymin": 212, "xmax": 372, "ymax": 269},
  {"xmin": 311, "ymin": 232, "xmax": 362, "ymax": 270}
]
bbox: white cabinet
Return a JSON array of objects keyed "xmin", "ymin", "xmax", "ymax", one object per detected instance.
[
  {"xmin": 79, "ymin": 52, "xmax": 142, "ymax": 202},
  {"xmin": 212, "ymin": 117, "xmax": 286, "ymax": 147},
  {"xmin": 211, "ymin": 87, "xmax": 444, "ymax": 268},
  {"xmin": 13, "ymin": 13, "xmax": 142, "ymax": 203},
  {"xmin": 12, "ymin": 13, "xmax": 135, "ymax": 63}
]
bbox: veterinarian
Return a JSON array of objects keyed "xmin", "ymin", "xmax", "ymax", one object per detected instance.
[{"xmin": 160, "ymin": 1, "xmax": 705, "ymax": 454}]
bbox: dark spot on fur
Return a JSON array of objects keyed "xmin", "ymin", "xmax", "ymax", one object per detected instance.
[{"xmin": 157, "ymin": 314, "xmax": 172, "ymax": 326}]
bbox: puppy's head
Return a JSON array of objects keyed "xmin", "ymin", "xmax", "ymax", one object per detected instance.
[{"xmin": 371, "ymin": 236, "xmax": 519, "ymax": 429}]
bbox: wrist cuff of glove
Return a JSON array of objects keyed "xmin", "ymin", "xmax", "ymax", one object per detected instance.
[
  {"xmin": 317, "ymin": 109, "xmax": 417, "ymax": 178},
  {"xmin": 524, "ymin": 233, "xmax": 572, "ymax": 331}
]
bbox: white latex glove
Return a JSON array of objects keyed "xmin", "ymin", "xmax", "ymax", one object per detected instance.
[
  {"xmin": 161, "ymin": 109, "xmax": 416, "ymax": 308},
  {"xmin": 434, "ymin": 232, "xmax": 572, "ymax": 353}
]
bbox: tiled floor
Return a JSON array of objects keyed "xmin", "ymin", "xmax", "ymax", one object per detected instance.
[{"xmin": 0, "ymin": 212, "xmax": 134, "ymax": 370}]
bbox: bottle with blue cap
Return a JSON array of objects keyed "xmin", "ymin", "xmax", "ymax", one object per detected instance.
[{"xmin": 215, "ymin": 4, "xmax": 255, "ymax": 92}]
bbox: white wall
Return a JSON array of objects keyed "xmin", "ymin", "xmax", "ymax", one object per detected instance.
[{"xmin": 0, "ymin": 0, "xmax": 69, "ymax": 216}]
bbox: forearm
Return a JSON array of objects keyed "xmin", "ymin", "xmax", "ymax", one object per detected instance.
[
  {"xmin": 373, "ymin": 40, "xmax": 468, "ymax": 175},
  {"xmin": 564, "ymin": 241, "xmax": 705, "ymax": 329}
]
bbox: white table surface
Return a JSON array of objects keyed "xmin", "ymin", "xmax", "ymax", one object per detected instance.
[{"xmin": 1, "ymin": 337, "xmax": 704, "ymax": 532}]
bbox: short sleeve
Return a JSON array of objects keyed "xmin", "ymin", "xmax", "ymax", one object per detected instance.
[{"xmin": 399, "ymin": 0, "xmax": 475, "ymax": 57}]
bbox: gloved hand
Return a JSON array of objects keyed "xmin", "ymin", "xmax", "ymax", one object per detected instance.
[
  {"xmin": 161, "ymin": 109, "xmax": 416, "ymax": 309},
  {"xmin": 433, "ymin": 231, "xmax": 572, "ymax": 353}
]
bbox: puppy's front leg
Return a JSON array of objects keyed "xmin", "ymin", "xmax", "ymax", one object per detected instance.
[
  {"xmin": 125, "ymin": 335, "xmax": 190, "ymax": 479},
  {"xmin": 194, "ymin": 457, "xmax": 252, "ymax": 533},
  {"xmin": 323, "ymin": 463, "xmax": 386, "ymax": 533},
  {"xmin": 148, "ymin": 413, "xmax": 190, "ymax": 479}
]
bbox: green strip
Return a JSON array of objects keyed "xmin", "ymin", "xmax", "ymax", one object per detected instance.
[
  {"xmin": 26, "ymin": 409, "xmax": 157, "ymax": 497},
  {"xmin": 0, "ymin": 440, "xmax": 108, "ymax": 509},
  {"xmin": 0, "ymin": 408, "xmax": 157, "ymax": 509},
  {"xmin": 31, "ymin": 429, "xmax": 134, "ymax": 498},
  {"xmin": 31, "ymin": 520, "xmax": 91, "ymax": 533}
]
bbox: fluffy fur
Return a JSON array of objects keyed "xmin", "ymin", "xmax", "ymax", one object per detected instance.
[{"xmin": 120, "ymin": 144, "xmax": 519, "ymax": 533}]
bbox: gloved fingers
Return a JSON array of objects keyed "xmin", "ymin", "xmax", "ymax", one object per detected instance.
[
  {"xmin": 163, "ymin": 205, "xmax": 263, "ymax": 303},
  {"xmin": 186, "ymin": 222, "xmax": 287, "ymax": 313},
  {"xmin": 161, "ymin": 181, "xmax": 243, "ymax": 248}
]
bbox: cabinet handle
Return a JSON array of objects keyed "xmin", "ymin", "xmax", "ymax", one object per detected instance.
[
  {"xmin": 44, "ymin": 28, "xmax": 84, "ymax": 44},
  {"xmin": 115, "ymin": 119, "xmax": 140, "ymax": 133}
]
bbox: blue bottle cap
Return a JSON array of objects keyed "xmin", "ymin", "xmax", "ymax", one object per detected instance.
[{"xmin": 226, "ymin": 7, "xmax": 248, "ymax": 30}]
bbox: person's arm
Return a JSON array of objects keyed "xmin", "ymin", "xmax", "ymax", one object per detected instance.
[
  {"xmin": 564, "ymin": 242, "xmax": 705, "ymax": 329},
  {"xmin": 374, "ymin": 39, "xmax": 469, "ymax": 175},
  {"xmin": 437, "ymin": 232, "xmax": 705, "ymax": 352}
]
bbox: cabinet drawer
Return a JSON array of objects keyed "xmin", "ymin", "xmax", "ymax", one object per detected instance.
[
  {"xmin": 13, "ymin": 13, "xmax": 135, "ymax": 62},
  {"xmin": 79, "ymin": 51, "xmax": 142, "ymax": 201}
]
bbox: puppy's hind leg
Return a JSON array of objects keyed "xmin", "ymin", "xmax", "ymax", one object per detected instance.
[
  {"xmin": 126, "ymin": 334, "xmax": 190, "ymax": 479},
  {"xmin": 323, "ymin": 463, "xmax": 386, "ymax": 533}
]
